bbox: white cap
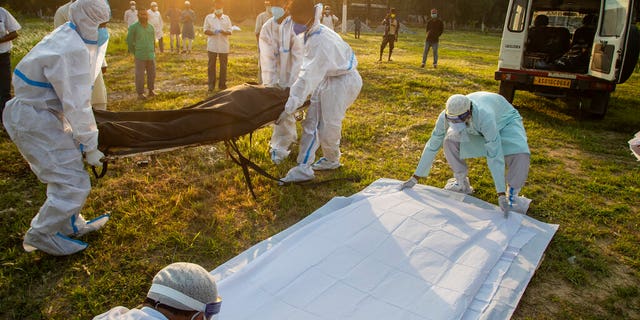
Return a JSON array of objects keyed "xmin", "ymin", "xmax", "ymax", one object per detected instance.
[
  {"xmin": 445, "ymin": 94, "xmax": 471, "ymax": 117},
  {"xmin": 130, "ymin": 1, "xmax": 136, "ymax": 5},
  {"xmin": 147, "ymin": 262, "xmax": 219, "ymax": 311},
  {"xmin": 184, "ymin": 0, "xmax": 190, "ymax": 5},
  {"xmin": 151, "ymin": 2, "xmax": 158, "ymax": 7}
]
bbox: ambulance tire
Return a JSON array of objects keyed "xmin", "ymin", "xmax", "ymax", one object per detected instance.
[{"xmin": 619, "ymin": 24, "xmax": 639, "ymax": 84}]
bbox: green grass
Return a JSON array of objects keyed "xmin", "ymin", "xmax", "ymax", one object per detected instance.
[{"xmin": 1, "ymin": 21, "xmax": 640, "ymax": 319}]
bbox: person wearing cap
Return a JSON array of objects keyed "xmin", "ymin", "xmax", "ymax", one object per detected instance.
[
  {"xmin": 125, "ymin": 1, "xmax": 139, "ymax": 27},
  {"xmin": 320, "ymin": 5, "xmax": 338, "ymax": 31},
  {"xmin": 127, "ymin": 7, "xmax": 157, "ymax": 100},
  {"xmin": 421, "ymin": 8, "xmax": 443, "ymax": 68},
  {"xmin": 258, "ymin": 0, "xmax": 303, "ymax": 164},
  {"xmin": 93, "ymin": 262, "xmax": 222, "ymax": 320},
  {"xmin": 400, "ymin": 92, "xmax": 532, "ymax": 216},
  {"xmin": 3, "ymin": 0, "xmax": 111, "ymax": 256},
  {"xmin": 255, "ymin": 0, "xmax": 272, "ymax": 42},
  {"xmin": 204, "ymin": 1, "xmax": 233, "ymax": 91},
  {"xmin": 379, "ymin": 8, "xmax": 399, "ymax": 62},
  {"xmin": 148, "ymin": 2, "xmax": 164, "ymax": 53},
  {"xmin": 180, "ymin": 1, "xmax": 196, "ymax": 53},
  {"xmin": 278, "ymin": 0, "xmax": 362, "ymax": 183},
  {"xmin": 165, "ymin": 2, "xmax": 181, "ymax": 53}
]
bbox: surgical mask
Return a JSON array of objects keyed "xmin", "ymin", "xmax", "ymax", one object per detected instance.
[
  {"xmin": 449, "ymin": 121, "xmax": 467, "ymax": 133},
  {"xmin": 431, "ymin": 14, "xmax": 437, "ymax": 18},
  {"xmin": 214, "ymin": 9, "xmax": 223, "ymax": 15},
  {"xmin": 390, "ymin": 14, "xmax": 396, "ymax": 18},
  {"xmin": 271, "ymin": 6, "xmax": 285, "ymax": 20},
  {"xmin": 131, "ymin": 5, "xmax": 136, "ymax": 10},
  {"xmin": 293, "ymin": 22, "xmax": 307, "ymax": 35},
  {"xmin": 97, "ymin": 27, "xmax": 109, "ymax": 46}
]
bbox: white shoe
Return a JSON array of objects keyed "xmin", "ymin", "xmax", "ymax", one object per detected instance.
[
  {"xmin": 23, "ymin": 228, "xmax": 88, "ymax": 256},
  {"xmin": 443, "ymin": 177, "xmax": 474, "ymax": 194},
  {"xmin": 511, "ymin": 196, "xmax": 532, "ymax": 214},
  {"xmin": 62, "ymin": 213, "xmax": 110, "ymax": 237},
  {"xmin": 280, "ymin": 164, "xmax": 315, "ymax": 183},
  {"xmin": 270, "ymin": 148, "xmax": 290, "ymax": 165},
  {"xmin": 311, "ymin": 157, "xmax": 341, "ymax": 171}
]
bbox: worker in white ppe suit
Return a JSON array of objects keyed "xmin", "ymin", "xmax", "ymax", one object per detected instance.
[
  {"xmin": 2, "ymin": 0, "xmax": 111, "ymax": 256},
  {"xmin": 94, "ymin": 262, "xmax": 222, "ymax": 320},
  {"xmin": 259, "ymin": 0, "xmax": 304, "ymax": 164},
  {"xmin": 400, "ymin": 92, "xmax": 532, "ymax": 215},
  {"xmin": 54, "ymin": 0, "xmax": 109, "ymax": 111},
  {"xmin": 279, "ymin": 0, "xmax": 362, "ymax": 183}
]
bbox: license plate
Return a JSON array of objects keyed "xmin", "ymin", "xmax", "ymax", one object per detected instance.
[{"xmin": 533, "ymin": 77, "xmax": 572, "ymax": 88}]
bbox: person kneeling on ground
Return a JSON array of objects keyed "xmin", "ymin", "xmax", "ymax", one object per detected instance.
[
  {"xmin": 93, "ymin": 262, "xmax": 222, "ymax": 320},
  {"xmin": 400, "ymin": 92, "xmax": 532, "ymax": 215}
]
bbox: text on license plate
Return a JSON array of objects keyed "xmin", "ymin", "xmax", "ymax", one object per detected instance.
[{"xmin": 533, "ymin": 77, "xmax": 572, "ymax": 88}]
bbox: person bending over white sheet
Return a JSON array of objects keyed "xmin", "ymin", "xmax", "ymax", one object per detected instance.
[
  {"xmin": 2, "ymin": 0, "xmax": 111, "ymax": 256},
  {"xmin": 278, "ymin": 0, "xmax": 362, "ymax": 183},
  {"xmin": 259, "ymin": 0, "xmax": 304, "ymax": 164},
  {"xmin": 400, "ymin": 92, "xmax": 532, "ymax": 215},
  {"xmin": 94, "ymin": 262, "xmax": 222, "ymax": 320}
]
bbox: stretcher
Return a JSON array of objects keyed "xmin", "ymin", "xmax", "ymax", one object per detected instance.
[{"xmin": 94, "ymin": 83, "xmax": 295, "ymax": 197}]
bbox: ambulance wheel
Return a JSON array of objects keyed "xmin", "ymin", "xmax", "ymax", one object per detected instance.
[
  {"xmin": 499, "ymin": 81, "xmax": 515, "ymax": 103},
  {"xmin": 619, "ymin": 24, "xmax": 640, "ymax": 84}
]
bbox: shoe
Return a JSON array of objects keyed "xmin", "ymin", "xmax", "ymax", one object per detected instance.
[
  {"xmin": 137, "ymin": 94, "xmax": 146, "ymax": 100},
  {"xmin": 219, "ymin": 85, "xmax": 227, "ymax": 90},
  {"xmin": 148, "ymin": 90, "xmax": 156, "ymax": 97},
  {"xmin": 420, "ymin": 63, "xmax": 425, "ymax": 68},
  {"xmin": 433, "ymin": 64, "xmax": 437, "ymax": 68},
  {"xmin": 270, "ymin": 148, "xmax": 290, "ymax": 165},
  {"xmin": 311, "ymin": 157, "xmax": 341, "ymax": 171},
  {"xmin": 62, "ymin": 213, "xmax": 110, "ymax": 238},
  {"xmin": 23, "ymin": 229, "xmax": 88, "ymax": 256},
  {"xmin": 511, "ymin": 196, "xmax": 532, "ymax": 214},
  {"xmin": 280, "ymin": 164, "xmax": 314, "ymax": 183},
  {"xmin": 443, "ymin": 177, "xmax": 474, "ymax": 194}
]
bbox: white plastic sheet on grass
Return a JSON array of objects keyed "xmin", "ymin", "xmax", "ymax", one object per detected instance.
[{"xmin": 211, "ymin": 178, "xmax": 558, "ymax": 320}]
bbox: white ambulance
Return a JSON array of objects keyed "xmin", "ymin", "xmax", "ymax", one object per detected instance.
[{"xmin": 495, "ymin": 0, "xmax": 639, "ymax": 118}]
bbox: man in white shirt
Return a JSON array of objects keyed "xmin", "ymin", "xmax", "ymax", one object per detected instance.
[
  {"xmin": 320, "ymin": 5, "xmax": 338, "ymax": 31},
  {"xmin": 254, "ymin": 0, "xmax": 272, "ymax": 42},
  {"xmin": 124, "ymin": 1, "xmax": 138, "ymax": 27},
  {"xmin": 204, "ymin": 1, "xmax": 232, "ymax": 91},
  {"xmin": 0, "ymin": 6, "xmax": 20, "ymax": 123},
  {"xmin": 148, "ymin": 2, "xmax": 164, "ymax": 53}
]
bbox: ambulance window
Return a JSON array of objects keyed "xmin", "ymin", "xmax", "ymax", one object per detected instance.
[
  {"xmin": 508, "ymin": 0, "xmax": 528, "ymax": 32},
  {"xmin": 601, "ymin": 0, "xmax": 627, "ymax": 36}
]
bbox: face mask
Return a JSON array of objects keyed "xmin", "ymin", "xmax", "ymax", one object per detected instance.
[
  {"xmin": 390, "ymin": 14, "xmax": 396, "ymax": 18},
  {"xmin": 266, "ymin": 6, "xmax": 272, "ymax": 12},
  {"xmin": 431, "ymin": 14, "xmax": 437, "ymax": 18},
  {"xmin": 97, "ymin": 27, "xmax": 109, "ymax": 46},
  {"xmin": 449, "ymin": 121, "xmax": 467, "ymax": 133},
  {"xmin": 293, "ymin": 22, "xmax": 307, "ymax": 35},
  {"xmin": 271, "ymin": 6, "xmax": 285, "ymax": 20},
  {"xmin": 131, "ymin": 6, "xmax": 136, "ymax": 10},
  {"xmin": 214, "ymin": 9, "xmax": 223, "ymax": 15}
]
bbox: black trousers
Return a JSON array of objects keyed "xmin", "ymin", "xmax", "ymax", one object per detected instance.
[
  {"xmin": 208, "ymin": 52, "xmax": 228, "ymax": 91},
  {"xmin": 0, "ymin": 52, "xmax": 11, "ymax": 123}
]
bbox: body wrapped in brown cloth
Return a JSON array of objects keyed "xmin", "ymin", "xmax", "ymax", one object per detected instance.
[{"xmin": 95, "ymin": 84, "xmax": 290, "ymax": 156}]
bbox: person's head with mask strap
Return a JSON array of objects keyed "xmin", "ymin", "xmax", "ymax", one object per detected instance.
[
  {"xmin": 431, "ymin": 8, "xmax": 438, "ymax": 19},
  {"xmin": 288, "ymin": 0, "xmax": 318, "ymax": 35},
  {"xmin": 270, "ymin": 0, "xmax": 286, "ymax": 21},
  {"xmin": 445, "ymin": 94, "xmax": 472, "ymax": 141},
  {"xmin": 146, "ymin": 262, "xmax": 222, "ymax": 320},
  {"xmin": 130, "ymin": 0, "xmax": 136, "ymax": 11},
  {"xmin": 264, "ymin": 0, "xmax": 272, "ymax": 14},
  {"xmin": 389, "ymin": 8, "xmax": 396, "ymax": 19},
  {"xmin": 69, "ymin": 0, "xmax": 111, "ymax": 42},
  {"xmin": 213, "ymin": 1, "xmax": 223, "ymax": 17}
]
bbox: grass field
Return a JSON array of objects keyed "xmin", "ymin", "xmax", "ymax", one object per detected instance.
[{"xmin": 1, "ymin": 19, "xmax": 639, "ymax": 319}]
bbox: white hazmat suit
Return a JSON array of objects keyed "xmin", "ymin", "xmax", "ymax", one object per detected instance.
[
  {"xmin": 280, "ymin": 4, "xmax": 362, "ymax": 182},
  {"xmin": 2, "ymin": 0, "xmax": 111, "ymax": 256},
  {"xmin": 259, "ymin": 15, "xmax": 304, "ymax": 164}
]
